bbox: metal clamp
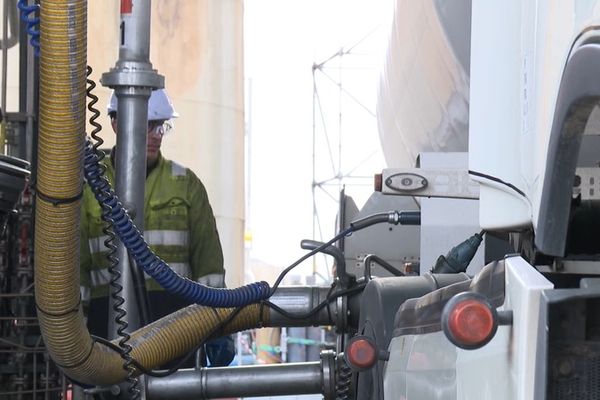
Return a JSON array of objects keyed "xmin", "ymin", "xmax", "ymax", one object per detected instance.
[{"xmin": 321, "ymin": 350, "xmax": 337, "ymax": 400}]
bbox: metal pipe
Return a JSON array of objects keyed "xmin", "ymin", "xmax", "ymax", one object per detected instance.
[
  {"xmin": 268, "ymin": 286, "xmax": 336, "ymax": 327},
  {"xmin": 32, "ymin": 337, "xmax": 38, "ymax": 399},
  {"xmin": 0, "ymin": 0, "xmax": 19, "ymax": 50},
  {"xmin": 15, "ymin": 0, "xmax": 37, "ymax": 162},
  {"xmin": 117, "ymin": 0, "xmax": 151, "ymax": 63},
  {"xmin": 301, "ymin": 240, "xmax": 349, "ymax": 287},
  {"xmin": 287, "ymin": 327, "xmax": 307, "ymax": 362},
  {"xmin": 107, "ymin": 87, "xmax": 151, "ymax": 336},
  {"xmin": 2, "ymin": 0, "xmax": 10, "ymax": 116},
  {"xmin": 147, "ymin": 362, "xmax": 327, "ymax": 399},
  {"xmin": 0, "ymin": 292, "xmax": 33, "ymax": 297},
  {"xmin": 101, "ymin": 0, "xmax": 164, "ymax": 336},
  {"xmin": 280, "ymin": 327, "xmax": 288, "ymax": 362},
  {"xmin": 0, "ymin": 388, "xmax": 62, "ymax": 397},
  {"xmin": 0, "ymin": 0, "xmax": 19, "ymax": 139}
]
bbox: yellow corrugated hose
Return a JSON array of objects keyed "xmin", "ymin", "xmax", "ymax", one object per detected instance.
[{"xmin": 35, "ymin": 0, "xmax": 266, "ymax": 386}]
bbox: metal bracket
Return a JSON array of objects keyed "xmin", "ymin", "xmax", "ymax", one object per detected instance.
[
  {"xmin": 379, "ymin": 168, "xmax": 479, "ymax": 199},
  {"xmin": 320, "ymin": 350, "xmax": 337, "ymax": 400},
  {"xmin": 539, "ymin": 260, "xmax": 600, "ymax": 275},
  {"xmin": 573, "ymin": 167, "xmax": 600, "ymax": 200},
  {"xmin": 379, "ymin": 166, "xmax": 600, "ymax": 201}
]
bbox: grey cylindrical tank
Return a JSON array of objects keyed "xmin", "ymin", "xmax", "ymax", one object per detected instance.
[{"xmin": 377, "ymin": 0, "xmax": 472, "ymax": 168}]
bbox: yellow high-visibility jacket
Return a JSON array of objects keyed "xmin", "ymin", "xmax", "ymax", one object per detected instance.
[{"xmin": 80, "ymin": 153, "xmax": 225, "ymax": 300}]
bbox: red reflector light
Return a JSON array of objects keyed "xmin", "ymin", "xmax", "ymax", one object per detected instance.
[
  {"xmin": 442, "ymin": 292, "xmax": 499, "ymax": 350},
  {"xmin": 448, "ymin": 300, "xmax": 494, "ymax": 344},
  {"xmin": 345, "ymin": 337, "xmax": 378, "ymax": 370}
]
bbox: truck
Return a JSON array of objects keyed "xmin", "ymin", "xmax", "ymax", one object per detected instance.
[{"xmin": 351, "ymin": 1, "xmax": 600, "ymax": 399}]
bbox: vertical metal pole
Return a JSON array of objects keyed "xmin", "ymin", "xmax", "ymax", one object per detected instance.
[
  {"xmin": 287, "ymin": 327, "xmax": 307, "ymax": 362},
  {"xmin": 118, "ymin": 0, "xmax": 152, "ymax": 62},
  {"xmin": 18, "ymin": 1, "xmax": 27, "ymax": 161},
  {"xmin": 2, "ymin": 0, "xmax": 10, "ymax": 114},
  {"xmin": 23, "ymin": 2, "xmax": 37, "ymax": 165},
  {"xmin": 108, "ymin": 88, "xmax": 149, "ymax": 336},
  {"xmin": 101, "ymin": 0, "xmax": 164, "ymax": 337},
  {"xmin": 236, "ymin": 332, "xmax": 243, "ymax": 365},
  {"xmin": 280, "ymin": 327, "xmax": 288, "ymax": 362}
]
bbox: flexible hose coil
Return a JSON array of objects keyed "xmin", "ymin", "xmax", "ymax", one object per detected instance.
[{"xmin": 82, "ymin": 140, "xmax": 271, "ymax": 307}]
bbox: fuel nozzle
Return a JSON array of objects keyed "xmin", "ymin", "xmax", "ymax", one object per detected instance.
[{"xmin": 430, "ymin": 231, "xmax": 484, "ymax": 274}]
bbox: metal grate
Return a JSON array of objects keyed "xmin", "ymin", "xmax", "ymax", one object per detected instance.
[{"xmin": 548, "ymin": 343, "xmax": 600, "ymax": 399}]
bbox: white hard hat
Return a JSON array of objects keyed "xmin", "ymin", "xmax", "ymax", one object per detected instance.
[{"xmin": 107, "ymin": 89, "xmax": 179, "ymax": 120}]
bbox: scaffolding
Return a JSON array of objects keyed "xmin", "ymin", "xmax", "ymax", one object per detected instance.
[{"xmin": 311, "ymin": 28, "xmax": 387, "ymax": 280}]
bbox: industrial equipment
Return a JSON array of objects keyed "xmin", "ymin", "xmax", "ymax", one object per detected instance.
[{"xmin": 1, "ymin": 0, "xmax": 600, "ymax": 399}]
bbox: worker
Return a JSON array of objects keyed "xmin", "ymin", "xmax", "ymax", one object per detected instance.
[{"xmin": 80, "ymin": 88, "xmax": 235, "ymax": 368}]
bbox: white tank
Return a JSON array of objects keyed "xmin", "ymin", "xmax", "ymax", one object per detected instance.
[
  {"xmin": 87, "ymin": 0, "xmax": 246, "ymax": 288},
  {"xmin": 377, "ymin": 0, "xmax": 472, "ymax": 168}
]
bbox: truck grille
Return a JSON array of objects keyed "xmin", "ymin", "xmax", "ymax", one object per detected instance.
[{"xmin": 548, "ymin": 343, "xmax": 600, "ymax": 400}]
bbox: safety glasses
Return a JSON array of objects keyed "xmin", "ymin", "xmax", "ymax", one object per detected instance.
[{"xmin": 147, "ymin": 120, "xmax": 173, "ymax": 137}]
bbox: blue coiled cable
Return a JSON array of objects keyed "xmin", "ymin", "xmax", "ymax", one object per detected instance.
[
  {"xmin": 82, "ymin": 140, "xmax": 271, "ymax": 308},
  {"xmin": 17, "ymin": 0, "xmax": 40, "ymax": 57}
]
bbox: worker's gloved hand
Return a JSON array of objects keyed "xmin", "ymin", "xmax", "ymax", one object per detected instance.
[{"xmin": 205, "ymin": 335, "xmax": 236, "ymax": 367}]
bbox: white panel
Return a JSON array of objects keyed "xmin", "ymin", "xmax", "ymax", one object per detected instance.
[
  {"xmin": 468, "ymin": 2, "xmax": 600, "ymax": 232},
  {"xmin": 384, "ymin": 333, "xmax": 458, "ymax": 400},
  {"xmin": 385, "ymin": 256, "xmax": 553, "ymax": 399},
  {"xmin": 455, "ymin": 327, "xmax": 513, "ymax": 400},
  {"xmin": 419, "ymin": 153, "xmax": 483, "ymax": 275},
  {"xmin": 455, "ymin": 257, "xmax": 553, "ymax": 399},
  {"xmin": 502, "ymin": 256, "xmax": 554, "ymax": 399},
  {"xmin": 468, "ymin": 0, "xmax": 530, "ymax": 230}
]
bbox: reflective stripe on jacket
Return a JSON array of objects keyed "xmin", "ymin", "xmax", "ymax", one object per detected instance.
[
  {"xmin": 88, "ymin": 230, "xmax": 190, "ymax": 254},
  {"xmin": 89, "ymin": 262, "xmax": 193, "ymax": 287},
  {"xmin": 80, "ymin": 152, "xmax": 225, "ymax": 299}
]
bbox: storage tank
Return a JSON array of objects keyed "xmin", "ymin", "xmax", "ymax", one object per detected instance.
[
  {"xmin": 377, "ymin": 0, "xmax": 472, "ymax": 168},
  {"xmin": 87, "ymin": 0, "xmax": 246, "ymax": 288}
]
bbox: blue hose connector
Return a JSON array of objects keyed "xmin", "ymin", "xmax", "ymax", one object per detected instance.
[{"xmin": 83, "ymin": 141, "xmax": 271, "ymax": 308}]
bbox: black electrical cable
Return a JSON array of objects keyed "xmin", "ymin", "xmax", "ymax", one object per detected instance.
[
  {"xmin": 324, "ymin": 280, "xmax": 338, "ymax": 323},
  {"xmin": 270, "ymin": 210, "xmax": 421, "ymax": 296},
  {"xmin": 363, "ymin": 254, "xmax": 405, "ymax": 281},
  {"xmin": 86, "ymin": 66, "xmax": 140, "ymax": 399},
  {"xmin": 269, "ymin": 226, "xmax": 354, "ymax": 296},
  {"xmin": 269, "ymin": 210, "xmax": 413, "ymax": 298}
]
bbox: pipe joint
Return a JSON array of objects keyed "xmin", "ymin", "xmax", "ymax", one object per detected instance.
[
  {"xmin": 321, "ymin": 350, "xmax": 336, "ymax": 400},
  {"xmin": 101, "ymin": 65, "xmax": 164, "ymax": 91},
  {"xmin": 269, "ymin": 286, "xmax": 336, "ymax": 327}
]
